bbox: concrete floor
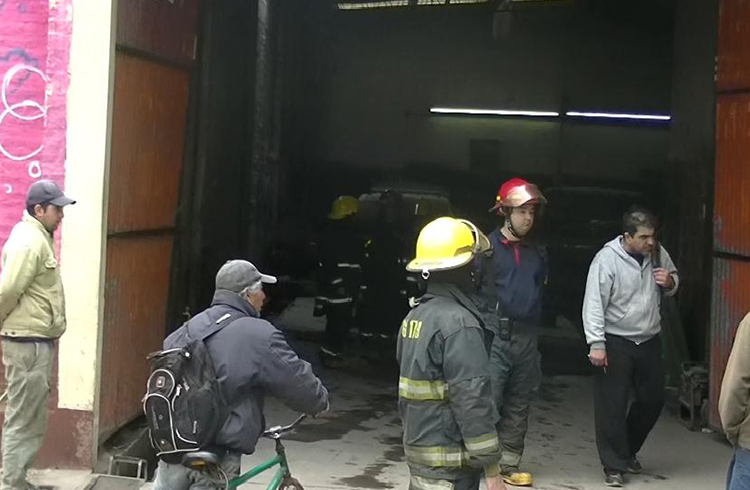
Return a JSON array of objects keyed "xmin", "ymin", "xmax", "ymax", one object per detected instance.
[
  {"xmin": 239, "ymin": 366, "xmax": 731, "ymax": 490},
  {"xmin": 74, "ymin": 306, "xmax": 731, "ymax": 490},
  {"xmin": 27, "ymin": 468, "xmax": 91, "ymax": 489},
  {"xmin": 229, "ymin": 306, "xmax": 734, "ymax": 490}
]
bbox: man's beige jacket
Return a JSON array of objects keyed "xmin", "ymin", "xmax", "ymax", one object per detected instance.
[{"xmin": 0, "ymin": 212, "xmax": 66, "ymax": 339}]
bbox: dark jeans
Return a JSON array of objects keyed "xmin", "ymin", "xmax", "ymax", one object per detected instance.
[
  {"xmin": 594, "ymin": 334, "xmax": 665, "ymax": 473},
  {"xmin": 728, "ymin": 448, "xmax": 750, "ymax": 490}
]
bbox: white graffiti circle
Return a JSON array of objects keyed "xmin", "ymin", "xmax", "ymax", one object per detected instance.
[
  {"xmin": 0, "ymin": 64, "xmax": 48, "ymax": 162},
  {"xmin": 27, "ymin": 160, "xmax": 41, "ymax": 178},
  {"xmin": 4, "ymin": 184, "xmax": 11, "ymax": 194}
]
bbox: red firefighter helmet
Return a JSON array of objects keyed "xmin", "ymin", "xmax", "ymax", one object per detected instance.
[{"xmin": 489, "ymin": 178, "xmax": 547, "ymax": 215}]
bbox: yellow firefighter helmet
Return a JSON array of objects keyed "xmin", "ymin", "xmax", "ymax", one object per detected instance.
[
  {"xmin": 328, "ymin": 195, "xmax": 359, "ymax": 220},
  {"xmin": 406, "ymin": 217, "xmax": 491, "ymax": 274}
]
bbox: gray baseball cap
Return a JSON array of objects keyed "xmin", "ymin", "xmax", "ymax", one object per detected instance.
[
  {"xmin": 215, "ymin": 260, "xmax": 277, "ymax": 293},
  {"xmin": 26, "ymin": 180, "xmax": 76, "ymax": 207}
]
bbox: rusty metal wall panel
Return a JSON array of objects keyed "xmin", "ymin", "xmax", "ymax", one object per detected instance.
[
  {"xmin": 117, "ymin": 0, "xmax": 199, "ymax": 65},
  {"xmin": 717, "ymin": 0, "xmax": 750, "ymax": 91},
  {"xmin": 99, "ymin": 235, "xmax": 173, "ymax": 440},
  {"xmin": 714, "ymin": 93, "xmax": 750, "ymax": 256},
  {"xmin": 109, "ymin": 52, "xmax": 190, "ymax": 234},
  {"xmin": 709, "ymin": 258, "xmax": 750, "ymax": 428}
]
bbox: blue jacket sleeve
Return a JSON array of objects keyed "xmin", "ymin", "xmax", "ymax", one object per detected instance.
[{"xmin": 261, "ymin": 330, "xmax": 330, "ymax": 414}]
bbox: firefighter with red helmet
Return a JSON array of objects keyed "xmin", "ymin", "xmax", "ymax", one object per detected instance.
[{"xmin": 476, "ymin": 178, "xmax": 548, "ymax": 487}]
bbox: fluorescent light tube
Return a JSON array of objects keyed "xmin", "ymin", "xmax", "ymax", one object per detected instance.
[
  {"xmin": 338, "ymin": 1, "xmax": 409, "ymax": 9},
  {"xmin": 430, "ymin": 107, "xmax": 559, "ymax": 117},
  {"xmin": 566, "ymin": 111, "xmax": 671, "ymax": 121}
]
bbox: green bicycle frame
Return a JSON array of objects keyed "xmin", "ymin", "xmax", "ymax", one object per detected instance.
[{"xmin": 227, "ymin": 441, "xmax": 290, "ymax": 490}]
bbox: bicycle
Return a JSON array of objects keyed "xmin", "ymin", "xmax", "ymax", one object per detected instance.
[{"xmin": 182, "ymin": 414, "xmax": 307, "ymax": 490}]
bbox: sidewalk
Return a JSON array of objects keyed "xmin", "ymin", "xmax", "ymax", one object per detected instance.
[{"xmin": 27, "ymin": 469, "xmax": 91, "ymax": 490}]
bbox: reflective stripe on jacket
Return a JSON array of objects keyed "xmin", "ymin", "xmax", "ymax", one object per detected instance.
[{"xmin": 397, "ymin": 282, "xmax": 500, "ymax": 480}]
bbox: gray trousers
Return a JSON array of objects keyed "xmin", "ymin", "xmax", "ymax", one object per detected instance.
[
  {"xmin": 489, "ymin": 333, "xmax": 541, "ymax": 469},
  {"xmin": 1, "ymin": 339, "xmax": 55, "ymax": 490},
  {"xmin": 153, "ymin": 452, "xmax": 241, "ymax": 490}
]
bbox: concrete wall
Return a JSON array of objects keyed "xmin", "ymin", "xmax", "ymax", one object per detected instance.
[
  {"xmin": 0, "ymin": 0, "xmax": 115, "ymax": 469},
  {"xmin": 62, "ymin": 0, "xmax": 117, "ymax": 464},
  {"xmin": 308, "ymin": 3, "xmax": 673, "ymax": 182}
]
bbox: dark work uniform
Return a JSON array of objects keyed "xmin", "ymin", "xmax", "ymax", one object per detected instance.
[
  {"xmin": 397, "ymin": 282, "xmax": 501, "ymax": 490},
  {"xmin": 314, "ymin": 218, "xmax": 364, "ymax": 354},
  {"xmin": 360, "ymin": 228, "xmax": 409, "ymax": 343},
  {"xmin": 476, "ymin": 228, "xmax": 547, "ymax": 469}
]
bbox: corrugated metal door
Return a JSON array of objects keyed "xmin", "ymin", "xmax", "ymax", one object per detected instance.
[
  {"xmin": 709, "ymin": 0, "xmax": 750, "ymax": 429},
  {"xmin": 99, "ymin": 0, "xmax": 198, "ymax": 440}
]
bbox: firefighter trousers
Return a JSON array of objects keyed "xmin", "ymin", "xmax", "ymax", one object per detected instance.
[
  {"xmin": 324, "ymin": 303, "xmax": 354, "ymax": 353},
  {"xmin": 408, "ymin": 472, "xmax": 481, "ymax": 490},
  {"xmin": 489, "ymin": 331, "xmax": 541, "ymax": 469}
]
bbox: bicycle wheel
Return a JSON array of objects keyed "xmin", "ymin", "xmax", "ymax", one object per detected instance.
[{"xmin": 280, "ymin": 475, "xmax": 305, "ymax": 490}]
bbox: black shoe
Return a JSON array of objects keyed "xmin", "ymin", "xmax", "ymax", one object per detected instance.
[
  {"xmin": 604, "ymin": 472, "xmax": 624, "ymax": 487},
  {"xmin": 626, "ymin": 458, "xmax": 642, "ymax": 474},
  {"xmin": 319, "ymin": 348, "xmax": 345, "ymax": 368}
]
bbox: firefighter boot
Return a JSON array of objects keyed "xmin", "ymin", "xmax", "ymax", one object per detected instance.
[{"xmin": 500, "ymin": 467, "xmax": 533, "ymax": 487}]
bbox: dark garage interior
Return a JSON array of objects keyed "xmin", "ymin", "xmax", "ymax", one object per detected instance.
[{"xmin": 169, "ymin": 0, "xmax": 700, "ymax": 348}]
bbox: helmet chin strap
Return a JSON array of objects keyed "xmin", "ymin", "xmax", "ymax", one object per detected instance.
[
  {"xmin": 506, "ymin": 216, "xmax": 523, "ymax": 239},
  {"xmin": 503, "ymin": 209, "xmax": 524, "ymax": 240}
]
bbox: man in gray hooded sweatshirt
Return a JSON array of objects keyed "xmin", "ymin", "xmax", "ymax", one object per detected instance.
[{"xmin": 582, "ymin": 208, "xmax": 678, "ymax": 487}]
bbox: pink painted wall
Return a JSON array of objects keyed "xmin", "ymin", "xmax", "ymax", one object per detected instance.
[{"xmin": 0, "ymin": 0, "xmax": 72, "ymax": 251}]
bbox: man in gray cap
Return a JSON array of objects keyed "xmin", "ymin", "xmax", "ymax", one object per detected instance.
[
  {"xmin": 154, "ymin": 260, "xmax": 330, "ymax": 490},
  {"xmin": 0, "ymin": 179, "xmax": 75, "ymax": 490}
]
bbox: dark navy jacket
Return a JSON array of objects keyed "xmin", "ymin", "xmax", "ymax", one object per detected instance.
[
  {"xmin": 164, "ymin": 290, "xmax": 329, "ymax": 454},
  {"xmin": 477, "ymin": 228, "xmax": 547, "ymax": 325}
]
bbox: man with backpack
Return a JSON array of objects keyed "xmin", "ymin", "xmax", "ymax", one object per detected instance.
[{"xmin": 150, "ymin": 260, "xmax": 330, "ymax": 490}]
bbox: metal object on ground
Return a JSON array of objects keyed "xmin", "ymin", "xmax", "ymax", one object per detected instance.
[
  {"xmin": 678, "ymin": 362, "xmax": 709, "ymax": 431},
  {"xmin": 109, "ymin": 455, "xmax": 148, "ymax": 480},
  {"xmin": 81, "ymin": 456, "xmax": 149, "ymax": 490}
]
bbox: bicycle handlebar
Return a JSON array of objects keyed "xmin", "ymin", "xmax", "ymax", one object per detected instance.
[{"xmin": 262, "ymin": 413, "xmax": 307, "ymax": 440}]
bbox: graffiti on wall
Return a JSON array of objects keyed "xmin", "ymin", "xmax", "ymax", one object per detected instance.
[
  {"xmin": 0, "ymin": 0, "xmax": 72, "ymax": 250},
  {"xmin": 1, "ymin": 52, "xmax": 46, "ymax": 194}
]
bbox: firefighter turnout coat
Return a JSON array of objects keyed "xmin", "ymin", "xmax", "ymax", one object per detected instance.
[{"xmin": 397, "ymin": 281, "xmax": 501, "ymax": 482}]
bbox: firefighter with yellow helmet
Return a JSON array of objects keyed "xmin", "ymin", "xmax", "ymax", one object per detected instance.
[
  {"xmin": 315, "ymin": 196, "xmax": 364, "ymax": 367},
  {"xmin": 397, "ymin": 217, "xmax": 507, "ymax": 490}
]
